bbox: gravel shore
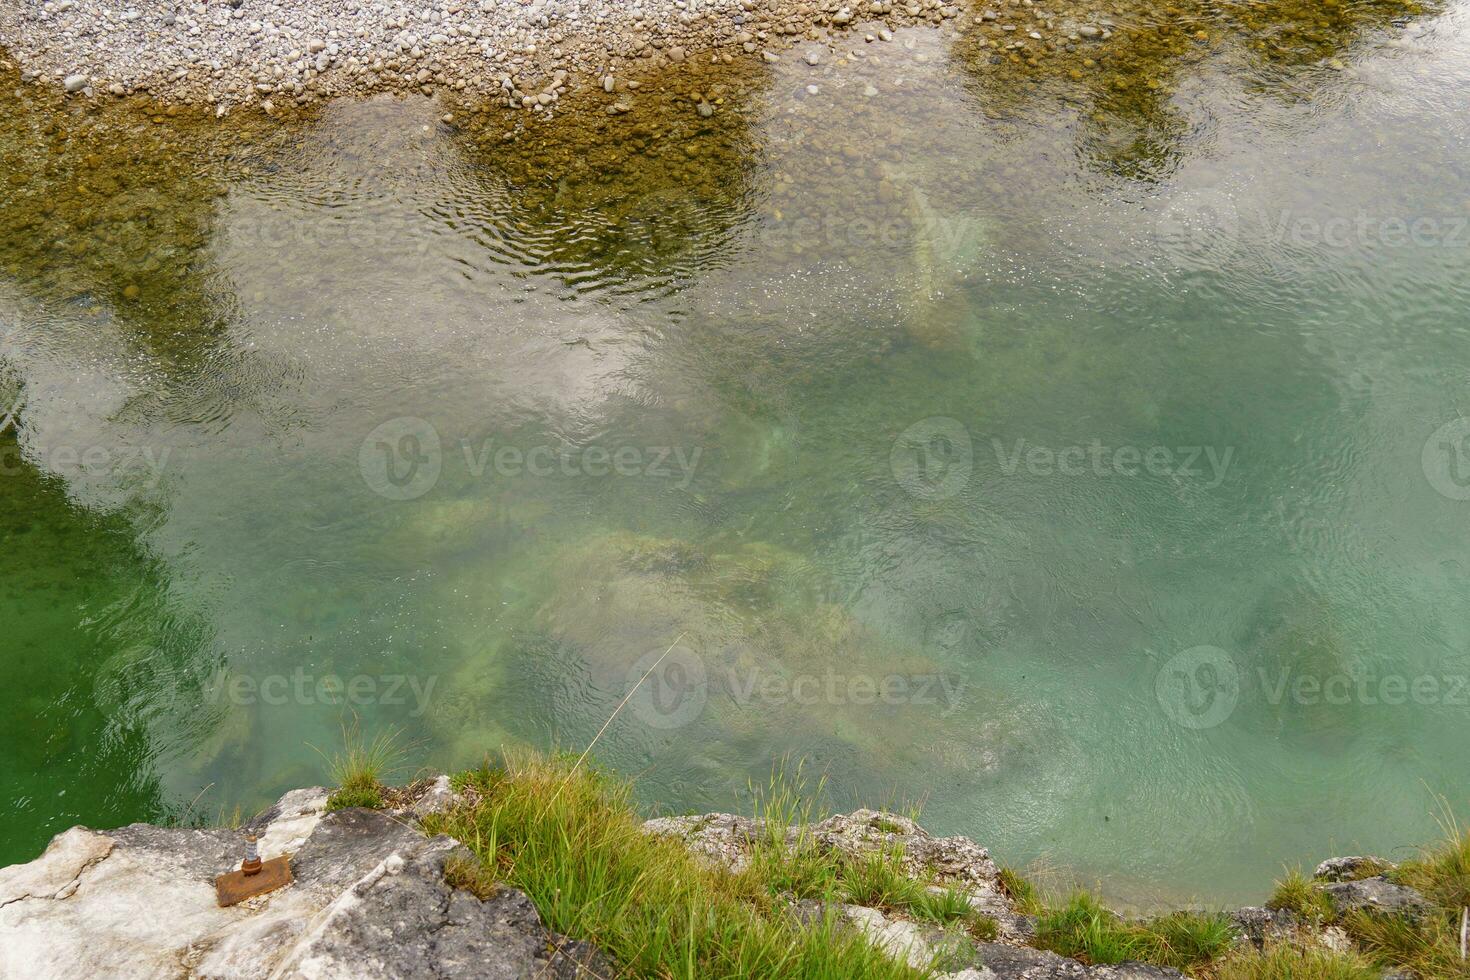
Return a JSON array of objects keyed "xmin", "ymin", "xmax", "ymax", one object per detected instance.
[{"xmin": 0, "ymin": 0, "xmax": 1110, "ymax": 113}]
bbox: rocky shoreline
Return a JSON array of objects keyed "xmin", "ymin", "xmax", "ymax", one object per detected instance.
[
  {"xmin": 0, "ymin": 778, "xmax": 1438, "ymax": 979},
  {"xmin": 0, "ymin": 0, "xmax": 1117, "ymax": 114}
]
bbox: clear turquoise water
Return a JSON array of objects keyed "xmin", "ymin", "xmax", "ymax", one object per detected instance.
[{"xmin": 3, "ymin": 1, "xmax": 1470, "ymax": 907}]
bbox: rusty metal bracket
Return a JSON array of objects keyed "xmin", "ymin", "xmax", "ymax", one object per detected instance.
[
  {"xmin": 216, "ymin": 835, "xmax": 292, "ymax": 907},
  {"xmin": 216, "ymin": 855, "xmax": 292, "ymax": 906}
]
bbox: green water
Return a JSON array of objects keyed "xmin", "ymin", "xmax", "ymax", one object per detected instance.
[{"xmin": 3, "ymin": 0, "xmax": 1470, "ymax": 907}]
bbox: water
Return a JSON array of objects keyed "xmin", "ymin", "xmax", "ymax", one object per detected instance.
[{"xmin": 3, "ymin": 0, "xmax": 1469, "ymax": 907}]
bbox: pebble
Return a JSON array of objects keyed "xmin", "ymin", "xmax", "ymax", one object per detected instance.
[{"xmin": 11, "ymin": 0, "xmax": 989, "ymax": 109}]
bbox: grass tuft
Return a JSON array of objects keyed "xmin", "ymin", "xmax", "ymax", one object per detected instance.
[
  {"xmin": 1034, "ymin": 892, "xmax": 1234, "ymax": 971},
  {"xmin": 316, "ymin": 719, "xmax": 405, "ymax": 812},
  {"xmin": 998, "ymin": 867, "xmax": 1044, "ymax": 916},
  {"xmin": 841, "ymin": 847, "xmax": 929, "ymax": 911},
  {"xmin": 1390, "ymin": 810, "xmax": 1470, "ymax": 910},
  {"xmin": 1035, "ymin": 893, "xmax": 1135, "ymax": 965},
  {"xmin": 326, "ymin": 783, "xmax": 385, "ymax": 810},
  {"xmin": 1206, "ymin": 941, "xmax": 1380, "ymax": 980},
  {"xmin": 909, "ymin": 886, "xmax": 984, "ymax": 930},
  {"xmin": 443, "ymin": 852, "xmax": 498, "ymax": 900},
  {"xmin": 1146, "ymin": 910, "xmax": 1239, "ymax": 968},
  {"xmin": 965, "ymin": 912, "xmax": 1001, "ymax": 942},
  {"xmin": 835, "ymin": 846, "xmax": 992, "ymax": 934},
  {"xmin": 739, "ymin": 761, "xmax": 845, "ymax": 902},
  {"xmin": 1343, "ymin": 907, "xmax": 1470, "ymax": 979},
  {"xmin": 1265, "ymin": 868, "xmax": 1334, "ymax": 922}
]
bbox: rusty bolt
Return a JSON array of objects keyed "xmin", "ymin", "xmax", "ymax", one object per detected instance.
[{"xmin": 242, "ymin": 834, "xmax": 262, "ymax": 876}]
